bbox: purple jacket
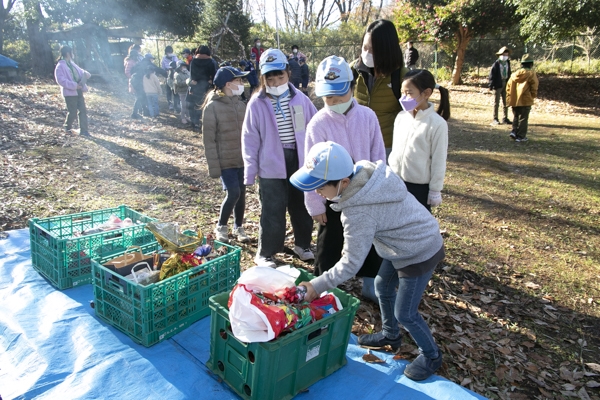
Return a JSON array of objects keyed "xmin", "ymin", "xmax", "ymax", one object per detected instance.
[
  {"xmin": 242, "ymin": 84, "xmax": 317, "ymax": 185},
  {"xmin": 304, "ymin": 99, "xmax": 386, "ymax": 216},
  {"xmin": 161, "ymin": 54, "xmax": 179, "ymax": 70},
  {"xmin": 54, "ymin": 60, "xmax": 90, "ymax": 97}
]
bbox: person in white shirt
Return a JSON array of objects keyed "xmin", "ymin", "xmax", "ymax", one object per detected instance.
[{"xmin": 388, "ymin": 69, "xmax": 450, "ymax": 211}]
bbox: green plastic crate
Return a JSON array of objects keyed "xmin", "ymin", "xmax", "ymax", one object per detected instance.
[
  {"xmin": 92, "ymin": 240, "xmax": 241, "ymax": 347},
  {"xmin": 207, "ymin": 269, "xmax": 360, "ymax": 400},
  {"xmin": 29, "ymin": 205, "xmax": 158, "ymax": 290}
]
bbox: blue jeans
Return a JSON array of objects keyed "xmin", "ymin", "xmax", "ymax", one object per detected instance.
[
  {"xmin": 219, "ymin": 168, "xmax": 246, "ymax": 227},
  {"xmin": 147, "ymin": 94, "xmax": 159, "ymax": 117},
  {"xmin": 375, "ymin": 259, "xmax": 439, "ymax": 359}
]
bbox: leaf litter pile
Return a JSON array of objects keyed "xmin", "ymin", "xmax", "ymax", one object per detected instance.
[{"xmin": 1, "ymin": 77, "xmax": 599, "ymax": 400}]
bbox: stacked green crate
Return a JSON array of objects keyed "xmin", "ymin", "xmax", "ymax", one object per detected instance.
[
  {"xmin": 29, "ymin": 205, "xmax": 157, "ymax": 289},
  {"xmin": 92, "ymin": 240, "xmax": 241, "ymax": 347},
  {"xmin": 207, "ymin": 268, "xmax": 360, "ymax": 400}
]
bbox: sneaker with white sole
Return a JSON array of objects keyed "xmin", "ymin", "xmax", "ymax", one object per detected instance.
[
  {"xmin": 254, "ymin": 254, "xmax": 276, "ymax": 268},
  {"xmin": 214, "ymin": 225, "xmax": 229, "ymax": 243},
  {"xmin": 293, "ymin": 246, "xmax": 314, "ymax": 261},
  {"xmin": 233, "ymin": 226, "xmax": 250, "ymax": 243}
]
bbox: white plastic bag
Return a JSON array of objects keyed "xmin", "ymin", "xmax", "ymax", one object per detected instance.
[{"xmin": 228, "ymin": 266, "xmax": 297, "ymax": 343}]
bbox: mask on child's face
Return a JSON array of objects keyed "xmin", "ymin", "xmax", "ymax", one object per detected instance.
[
  {"xmin": 256, "ymin": 42, "xmax": 261, "ymax": 48},
  {"xmin": 326, "ymin": 97, "xmax": 353, "ymax": 115},
  {"xmin": 230, "ymin": 84, "xmax": 245, "ymax": 96},
  {"xmin": 293, "ymin": 49, "xmax": 298, "ymax": 54},
  {"xmin": 328, "ymin": 181, "xmax": 343, "ymax": 202},
  {"xmin": 399, "ymin": 93, "xmax": 422, "ymax": 112},
  {"xmin": 361, "ymin": 51, "xmax": 374, "ymax": 68},
  {"xmin": 266, "ymin": 83, "xmax": 288, "ymax": 96},
  {"xmin": 500, "ymin": 55, "xmax": 509, "ymax": 61}
]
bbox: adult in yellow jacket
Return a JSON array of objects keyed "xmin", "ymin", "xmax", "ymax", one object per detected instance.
[{"xmin": 506, "ymin": 54, "xmax": 538, "ymax": 142}]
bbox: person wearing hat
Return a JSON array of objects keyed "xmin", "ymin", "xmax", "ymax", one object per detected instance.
[
  {"xmin": 304, "ymin": 55, "xmax": 386, "ymax": 302},
  {"xmin": 251, "ymin": 38, "xmax": 264, "ymax": 63},
  {"xmin": 202, "ymin": 66, "xmax": 251, "ymax": 243},
  {"xmin": 54, "ymin": 45, "xmax": 92, "ymax": 136},
  {"xmin": 241, "ymin": 48, "xmax": 317, "ymax": 267},
  {"xmin": 291, "ymin": 141, "xmax": 445, "ymax": 381},
  {"xmin": 188, "ymin": 45, "xmax": 216, "ymax": 129},
  {"xmin": 506, "ymin": 54, "xmax": 538, "ymax": 142},
  {"xmin": 173, "ymin": 60, "xmax": 191, "ymax": 124},
  {"xmin": 288, "ymin": 53, "xmax": 302, "ymax": 89},
  {"xmin": 489, "ymin": 46, "xmax": 512, "ymax": 125},
  {"xmin": 245, "ymin": 53, "xmax": 259, "ymax": 94}
]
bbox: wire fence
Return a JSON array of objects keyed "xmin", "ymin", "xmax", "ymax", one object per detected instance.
[{"xmin": 121, "ymin": 35, "xmax": 600, "ymax": 82}]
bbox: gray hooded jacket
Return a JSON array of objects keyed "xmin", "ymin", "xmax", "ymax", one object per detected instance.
[{"xmin": 310, "ymin": 160, "xmax": 444, "ymax": 295}]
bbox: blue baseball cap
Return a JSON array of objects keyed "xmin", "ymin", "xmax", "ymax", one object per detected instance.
[
  {"xmin": 144, "ymin": 53, "xmax": 155, "ymax": 60},
  {"xmin": 315, "ymin": 56, "xmax": 353, "ymax": 97},
  {"xmin": 290, "ymin": 141, "xmax": 354, "ymax": 191},
  {"xmin": 213, "ymin": 66, "xmax": 249, "ymax": 89},
  {"xmin": 259, "ymin": 48, "xmax": 288, "ymax": 74}
]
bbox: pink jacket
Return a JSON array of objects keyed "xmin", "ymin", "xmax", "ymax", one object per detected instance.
[
  {"xmin": 242, "ymin": 84, "xmax": 317, "ymax": 185},
  {"xmin": 304, "ymin": 99, "xmax": 386, "ymax": 216},
  {"xmin": 54, "ymin": 60, "xmax": 91, "ymax": 97}
]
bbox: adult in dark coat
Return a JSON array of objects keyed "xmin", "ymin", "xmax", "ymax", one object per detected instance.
[
  {"xmin": 288, "ymin": 55, "xmax": 302, "ymax": 88},
  {"xmin": 404, "ymin": 41, "xmax": 419, "ymax": 70},
  {"xmin": 488, "ymin": 46, "xmax": 512, "ymax": 125},
  {"xmin": 188, "ymin": 46, "xmax": 216, "ymax": 129}
]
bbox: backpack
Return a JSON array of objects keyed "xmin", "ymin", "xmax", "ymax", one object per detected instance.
[{"xmin": 130, "ymin": 71, "xmax": 144, "ymax": 91}]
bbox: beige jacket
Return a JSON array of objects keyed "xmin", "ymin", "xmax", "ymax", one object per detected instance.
[
  {"xmin": 202, "ymin": 91, "xmax": 247, "ymax": 178},
  {"xmin": 507, "ymin": 68, "xmax": 538, "ymax": 107},
  {"xmin": 143, "ymin": 73, "xmax": 162, "ymax": 95}
]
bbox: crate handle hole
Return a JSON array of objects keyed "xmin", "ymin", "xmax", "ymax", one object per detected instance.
[
  {"xmin": 243, "ymin": 385, "xmax": 252, "ymax": 396},
  {"xmin": 247, "ymin": 351, "xmax": 255, "ymax": 364},
  {"xmin": 217, "ymin": 361, "xmax": 225, "ymax": 372},
  {"xmin": 219, "ymin": 329, "xmax": 228, "ymax": 340}
]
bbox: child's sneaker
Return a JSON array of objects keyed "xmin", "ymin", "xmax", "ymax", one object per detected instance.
[
  {"xmin": 233, "ymin": 226, "xmax": 250, "ymax": 243},
  {"xmin": 293, "ymin": 246, "xmax": 314, "ymax": 261},
  {"xmin": 357, "ymin": 331, "xmax": 402, "ymax": 351},
  {"xmin": 509, "ymin": 132, "xmax": 516, "ymax": 140},
  {"xmin": 515, "ymin": 137, "xmax": 528, "ymax": 142},
  {"xmin": 254, "ymin": 254, "xmax": 276, "ymax": 268},
  {"xmin": 404, "ymin": 351, "xmax": 443, "ymax": 381},
  {"xmin": 214, "ymin": 225, "xmax": 229, "ymax": 243}
]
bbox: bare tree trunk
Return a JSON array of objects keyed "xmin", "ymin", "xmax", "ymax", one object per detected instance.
[
  {"xmin": 0, "ymin": 0, "xmax": 17, "ymax": 54},
  {"xmin": 25, "ymin": 1, "xmax": 54, "ymax": 77},
  {"xmin": 451, "ymin": 27, "xmax": 471, "ymax": 85}
]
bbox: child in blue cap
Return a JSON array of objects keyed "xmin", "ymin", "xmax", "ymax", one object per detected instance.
[
  {"xmin": 241, "ymin": 48, "xmax": 317, "ymax": 267},
  {"xmin": 291, "ymin": 141, "xmax": 445, "ymax": 381},
  {"xmin": 305, "ymin": 55, "xmax": 386, "ymax": 302},
  {"xmin": 203, "ymin": 66, "xmax": 251, "ymax": 243}
]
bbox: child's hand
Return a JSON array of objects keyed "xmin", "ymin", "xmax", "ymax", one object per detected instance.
[
  {"xmin": 298, "ymin": 281, "xmax": 318, "ymax": 302},
  {"xmin": 313, "ymin": 213, "xmax": 327, "ymax": 225},
  {"xmin": 427, "ymin": 191, "xmax": 442, "ymax": 207}
]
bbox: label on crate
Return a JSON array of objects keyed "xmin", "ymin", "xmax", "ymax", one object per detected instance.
[{"xmin": 306, "ymin": 340, "xmax": 322, "ymax": 362}]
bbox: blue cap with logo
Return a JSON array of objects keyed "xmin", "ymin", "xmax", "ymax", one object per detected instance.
[
  {"xmin": 315, "ymin": 56, "xmax": 353, "ymax": 97},
  {"xmin": 259, "ymin": 48, "xmax": 288, "ymax": 74},
  {"xmin": 213, "ymin": 66, "xmax": 249, "ymax": 89},
  {"xmin": 290, "ymin": 141, "xmax": 354, "ymax": 191}
]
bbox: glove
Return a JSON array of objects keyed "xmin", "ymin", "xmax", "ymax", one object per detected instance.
[{"xmin": 427, "ymin": 190, "xmax": 442, "ymax": 207}]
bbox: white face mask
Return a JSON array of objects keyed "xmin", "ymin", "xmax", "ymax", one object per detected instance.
[
  {"xmin": 229, "ymin": 83, "xmax": 245, "ymax": 96},
  {"xmin": 266, "ymin": 83, "xmax": 288, "ymax": 96},
  {"xmin": 328, "ymin": 181, "xmax": 343, "ymax": 202},
  {"xmin": 500, "ymin": 55, "xmax": 509, "ymax": 61},
  {"xmin": 256, "ymin": 42, "xmax": 261, "ymax": 48},
  {"xmin": 167, "ymin": 53, "xmax": 173, "ymax": 57},
  {"xmin": 361, "ymin": 51, "xmax": 374, "ymax": 68},
  {"xmin": 326, "ymin": 98, "xmax": 353, "ymax": 114},
  {"xmin": 293, "ymin": 49, "xmax": 298, "ymax": 54}
]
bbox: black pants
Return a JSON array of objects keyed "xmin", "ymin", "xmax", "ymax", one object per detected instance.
[
  {"xmin": 63, "ymin": 90, "xmax": 88, "ymax": 132},
  {"xmin": 404, "ymin": 182, "xmax": 431, "ymax": 212},
  {"xmin": 132, "ymin": 91, "xmax": 147, "ymax": 117},
  {"xmin": 314, "ymin": 200, "xmax": 382, "ymax": 278},
  {"xmin": 512, "ymin": 106, "xmax": 531, "ymax": 139}
]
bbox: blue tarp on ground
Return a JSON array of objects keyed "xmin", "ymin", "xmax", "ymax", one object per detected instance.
[
  {"xmin": 0, "ymin": 54, "xmax": 18, "ymax": 68},
  {"xmin": 0, "ymin": 228, "xmax": 487, "ymax": 400}
]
